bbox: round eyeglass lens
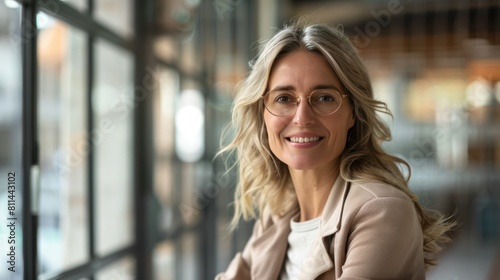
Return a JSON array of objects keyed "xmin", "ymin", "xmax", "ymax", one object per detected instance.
[
  {"xmin": 309, "ymin": 90, "xmax": 343, "ymax": 115},
  {"xmin": 263, "ymin": 89, "xmax": 343, "ymax": 116}
]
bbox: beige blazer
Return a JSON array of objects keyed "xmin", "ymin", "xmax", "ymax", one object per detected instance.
[{"xmin": 216, "ymin": 177, "xmax": 426, "ymax": 280}]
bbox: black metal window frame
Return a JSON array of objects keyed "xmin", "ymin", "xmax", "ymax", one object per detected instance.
[
  {"xmin": 19, "ymin": 0, "xmax": 259, "ymax": 278},
  {"xmin": 19, "ymin": 0, "xmax": 152, "ymax": 279}
]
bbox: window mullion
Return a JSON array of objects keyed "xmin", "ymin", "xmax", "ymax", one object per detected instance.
[
  {"xmin": 21, "ymin": 0, "xmax": 39, "ymax": 278},
  {"xmin": 86, "ymin": 0, "xmax": 96, "ymax": 276}
]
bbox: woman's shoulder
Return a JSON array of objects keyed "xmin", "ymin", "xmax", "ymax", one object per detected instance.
[
  {"xmin": 340, "ymin": 180, "xmax": 421, "ymax": 228},
  {"xmin": 346, "ymin": 180, "xmax": 414, "ymax": 207}
]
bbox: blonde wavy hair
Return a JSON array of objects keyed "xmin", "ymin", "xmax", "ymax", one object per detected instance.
[{"xmin": 218, "ymin": 23, "xmax": 454, "ymax": 268}]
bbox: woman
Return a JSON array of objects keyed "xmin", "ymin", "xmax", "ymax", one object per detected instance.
[{"xmin": 216, "ymin": 23, "xmax": 454, "ymax": 279}]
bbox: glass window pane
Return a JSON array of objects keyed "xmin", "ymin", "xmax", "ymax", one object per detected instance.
[
  {"xmin": 94, "ymin": 0, "xmax": 133, "ymax": 38},
  {"xmin": 37, "ymin": 16, "xmax": 89, "ymax": 274},
  {"xmin": 155, "ymin": 68, "xmax": 177, "ymax": 158},
  {"xmin": 94, "ymin": 39, "xmax": 134, "ymax": 256},
  {"xmin": 63, "ymin": 0, "xmax": 87, "ymax": 12},
  {"xmin": 153, "ymin": 240, "xmax": 175, "ymax": 280},
  {"xmin": 95, "ymin": 256, "xmax": 135, "ymax": 280},
  {"xmin": 0, "ymin": 3, "xmax": 22, "ymax": 279},
  {"xmin": 179, "ymin": 232, "xmax": 199, "ymax": 280},
  {"xmin": 180, "ymin": 32, "xmax": 200, "ymax": 74},
  {"xmin": 154, "ymin": 67, "xmax": 178, "ymax": 232},
  {"xmin": 175, "ymin": 80, "xmax": 204, "ymax": 163}
]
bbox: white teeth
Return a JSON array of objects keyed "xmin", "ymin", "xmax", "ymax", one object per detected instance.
[{"xmin": 289, "ymin": 137, "xmax": 320, "ymax": 143}]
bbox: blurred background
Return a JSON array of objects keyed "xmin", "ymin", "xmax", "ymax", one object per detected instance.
[{"xmin": 0, "ymin": 0, "xmax": 499, "ymax": 279}]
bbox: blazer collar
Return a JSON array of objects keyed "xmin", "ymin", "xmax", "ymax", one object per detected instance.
[
  {"xmin": 251, "ymin": 176, "xmax": 350, "ymax": 280},
  {"xmin": 296, "ymin": 175, "xmax": 350, "ymax": 279},
  {"xmin": 320, "ymin": 175, "xmax": 350, "ymax": 237},
  {"xmin": 251, "ymin": 206, "xmax": 299, "ymax": 280}
]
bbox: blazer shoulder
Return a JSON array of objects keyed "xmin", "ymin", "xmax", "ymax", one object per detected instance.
[{"xmin": 347, "ymin": 181, "xmax": 413, "ymax": 206}]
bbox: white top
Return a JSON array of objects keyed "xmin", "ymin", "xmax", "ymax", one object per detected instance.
[{"xmin": 280, "ymin": 214, "xmax": 321, "ymax": 280}]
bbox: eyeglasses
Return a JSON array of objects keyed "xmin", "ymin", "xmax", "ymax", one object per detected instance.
[{"xmin": 262, "ymin": 89, "xmax": 348, "ymax": 117}]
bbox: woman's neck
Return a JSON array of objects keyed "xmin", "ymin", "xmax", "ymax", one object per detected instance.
[{"xmin": 289, "ymin": 166, "xmax": 339, "ymax": 222}]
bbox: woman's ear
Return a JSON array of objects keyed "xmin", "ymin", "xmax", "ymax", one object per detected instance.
[
  {"xmin": 346, "ymin": 94, "xmax": 356, "ymax": 129},
  {"xmin": 348, "ymin": 104, "xmax": 356, "ymax": 129},
  {"xmin": 348, "ymin": 113, "xmax": 355, "ymax": 129}
]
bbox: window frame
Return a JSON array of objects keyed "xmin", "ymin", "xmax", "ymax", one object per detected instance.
[
  {"xmin": 19, "ymin": 0, "xmax": 258, "ymax": 279},
  {"xmin": 20, "ymin": 0, "xmax": 144, "ymax": 279}
]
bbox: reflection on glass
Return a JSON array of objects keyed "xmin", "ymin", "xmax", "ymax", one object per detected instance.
[
  {"xmin": 153, "ymin": 240, "xmax": 175, "ymax": 280},
  {"xmin": 0, "ymin": 3, "xmax": 22, "ymax": 279},
  {"xmin": 180, "ymin": 232, "xmax": 198, "ymax": 280},
  {"xmin": 95, "ymin": 256, "xmax": 135, "ymax": 280},
  {"xmin": 62, "ymin": 0, "xmax": 87, "ymax": 12},
  {"xmin": 37, "ymin": 17, "xmax": 89, "ymax": 274},
  {"xmin": 94, "ymin": 0, "xmax": 133, "ymax": 38},
  {"xmin": 155, "ymin": 68, "xmax": 177, "ymax": 157},
  {"xmin": 154, "ymin": 67, "xmax": 178, "ymax": 231},
  {"xmin": 4, "ymin": 0, "xmax": 19, "ymax": 9},
  {"xmin": 175, "ymin": 89, "xmax": 205, "ymax": 162},
  {"xmin": 94, "ymin": 39, "xmax": 134, "ymax": 256},
  {"xmin": 180, "ymin": 31, "xmax": 200, "ymax": 74},
  {"xmin": 495, "ymin": 81, "xmax": 500, "ymax": 103}
]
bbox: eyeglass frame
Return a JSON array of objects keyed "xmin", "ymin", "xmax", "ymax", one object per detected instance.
[{"xmin": 261, "ymin": 88, "xmax": 348, "ymax": 117}]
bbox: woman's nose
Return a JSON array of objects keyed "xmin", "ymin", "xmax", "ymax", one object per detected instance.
[{"xmin": 293, "ymin": 98, "xmax": 315, "ymax": 126}]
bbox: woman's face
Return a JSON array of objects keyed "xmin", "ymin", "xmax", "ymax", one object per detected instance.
[{"xmin": 264, "ymin": 50, "xmax": 355, "ymax": 172}]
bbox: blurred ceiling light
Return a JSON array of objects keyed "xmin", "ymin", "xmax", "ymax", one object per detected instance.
[
  {"xmin": 37, "ymin": 12, "xmax": 56, "ymax": 29},
  {"xmin": 466, "ymin": 78, "xmax": 492, "ymax": 108},
  {"xmin": 4, "ymin": 0, "xmax": 20, "ymax": 8},
  {"xmin": 175, "ymin": 89, "xmax": 205, "ymax": 162}
]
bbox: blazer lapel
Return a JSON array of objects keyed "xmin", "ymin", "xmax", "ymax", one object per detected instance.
[
  {"xmin": 251, "ymin": 207, "xmax": 299, "ymax": 280},
  {"xmin": 296, "ymin": 176, "xmax": 350, "ymax": 279},
  {"xmin": 321, "ymin": 176, "xmax": 349, "ymax": 236}
]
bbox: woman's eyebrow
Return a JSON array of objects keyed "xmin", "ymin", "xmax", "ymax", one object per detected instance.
[
  {"xmin": 269, "ymin": 85, "xmax": 295, "ymax": 91},
  {"xmin": 311, "ymin": 84, "xmax": 341, "ymax": 91},
  {"xmin": 270, "ymin": 84, "xmax": 341, "ymax": 92}
]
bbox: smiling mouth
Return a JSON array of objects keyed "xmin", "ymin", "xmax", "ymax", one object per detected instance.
[{"xmin": 286, "ymin": 137, "xmax": 323, "ymax": 143}]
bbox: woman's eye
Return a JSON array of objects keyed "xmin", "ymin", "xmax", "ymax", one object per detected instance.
[
  {"xmin": 275, "ymin": 94, "xmax": 294, "ymax": 103},
  {"xmin": 318, "ymin": 95, "xmax": 334, "ymax": 102},
  {"xmin": 314, "ymin": 94, "xmax": 337, "ymax": 103}
]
